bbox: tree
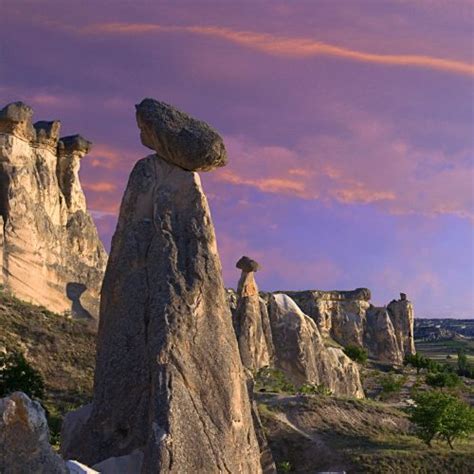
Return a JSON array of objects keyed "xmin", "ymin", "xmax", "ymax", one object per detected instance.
[
  {"xmin": 425, "ymin": 372, "xmax": 461, "ymax": 390},
  {"xmin": 343, "ymin": 345, "xmax": 368, "ymax": 364},
  {"xmin": 0, "ymin": 351, "xmax": 44, "ymax": 399},
  {"xmin": 409, "ymin": 390, "xmax": 474, "ymax": 448},
  {"xmin": 404, "ymin": 353, "xmax": 429, "ymax": 374}
]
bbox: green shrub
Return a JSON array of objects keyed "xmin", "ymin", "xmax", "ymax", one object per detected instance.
[
  {"xmin": 255, "ymin": 367, "xmax": 296, "ymax": 394},
  {"xmin": 409, "ymin": 390, "xmax": 474, "ymax": 448},
  {"xmin": 299, "ymin": 383, "xmax": 332, "ymax": 396},
  {"xmin": 343, "ymin": 345, "xmax": 368, "ymax": 364},
  {"xmin": 0, "ymin": 350, "xmax": 44, "ymax": 399},
  {"xmin": 379, "ymin": 372, "xmax": 405, "ymax": 399},
  {"xmin": 425, "ymin": 372, "xmax": 461, "ymax": 390},
  {"xmin": 278, "ymin": 461, "xmax": 292, "ymax": 472}
]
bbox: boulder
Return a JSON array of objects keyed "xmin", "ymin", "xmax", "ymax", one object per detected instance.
[
  {"xmin": 268, "ymin": 293, "xmax": 364, "ymax": 398},
  {"xmin": 0, "ymin": 392, "xmax": 67, "ymax": 473},
  {"xmin": 62, "ymin": 100, "xmax": 262, "ymax": 473},
  {"xmin": 135, "ymin": 98, "xmax": 227, "ymax": 171},
  {"xmin": 236, "ymin": 255, "xmax": 260, "ymax": 273},
  {"xmin": 234, "ymin": 257, "xmax": 274, "ymax": 372},
  {"xmin": 0, "ymin": 102, "xmax": 107, "ymax": 320}
]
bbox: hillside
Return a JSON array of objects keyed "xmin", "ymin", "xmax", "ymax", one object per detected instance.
[
  {"xmin": 0, "ymin": 285, "xmax": 95, "ymax": 441},
  {"xmin": 2, "ymin": 287, "xmax": 474, "ymax": 472}
]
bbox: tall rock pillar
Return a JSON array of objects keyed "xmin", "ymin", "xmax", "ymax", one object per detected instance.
[
  {"xmin": 62, "ymin": 99, "xmax": 262, "ymax": 473},
  {"xmin": 234, "ymin": 256, "xmax": 274, "ymax": 372}
]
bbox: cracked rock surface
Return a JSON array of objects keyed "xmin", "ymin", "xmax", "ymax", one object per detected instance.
[{"xmin": 62, "ymin": 101, "xmax": 262, "ymax": 473}]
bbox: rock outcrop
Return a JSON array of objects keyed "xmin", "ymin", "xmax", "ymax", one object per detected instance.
[
  {"xmin": 234, "ymin": 256, "xmax": 274, "ymax": 372},
  {"xmin": 0, "ymin": 392, "xmax": 67, "ymax": 473},
  {"xmin": 285, "ymin": 289, "xmax": 415, "ymax": 365},
  {"xmin": 0, "ymin": 102, "xmax": 107, "ymax": 320},
  {"xmin": 62, "ymin": 100, "xmax": 263, "ymax": 473},
  {"xmin": 268, "ymin": 293, "xmax": 364, "ymax": 398},
  {"xmin": 365, "ymin": 306, "xmax": 402, "ymax": 365},
  {"xmin": 387, "ymin": 293, "xmax": 416, "ymax": 357}
]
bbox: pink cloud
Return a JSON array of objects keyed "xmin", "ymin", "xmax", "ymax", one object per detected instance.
[
  {"xmin": 76, "ymin": 22, "xmax": 474, "ymax": 77},
  {"xmin": 204, "ymin": 106, "xmax": 473, "ymax": 221}
]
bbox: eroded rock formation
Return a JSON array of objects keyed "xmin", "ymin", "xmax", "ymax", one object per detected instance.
[
  {"xmin": 0, "ymin": 392, "xmax": 67, "ymax": 474},
  {"xmin": 0, "ymin": 102, "xmax": 106, "ymax": 320},
  {"xmin": 62, "ymin": 99, "xmax": 262, "ymax": 473},
  {"xmin": 286, "ymin": 289, "xmax": 415, "ymax": 365},
  {"xmin": 268, "ymin": 293, "xmax": 364, "ymax": 398},
  {"xmin": 234, "ymin": 256, "xmax": 274, "ymax": 372}
]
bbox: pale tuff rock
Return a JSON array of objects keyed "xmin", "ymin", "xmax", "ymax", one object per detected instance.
[
  {"xmin": 62, "ymin": 101, "xmax": 262, "ymax": 473},
  {"xmin": 267, "ymin": 294, "xmax": 364, "ymax": 398},
  {"xmin": 388, "ymin": 294, "xmax": 416, "ymax": 357},
  {"xmin": 0, "ymin": 102, "xmax": 106, "ymax": 320},
  {"xmin": 0, "ymin": 101, "xmax": 36, "ymax": 141},
  {"xmin": 286, "ymin": 289, "xmax": 414, "ymax": 365},
  {"xmin": 0, "ymin": 392, "xmax": 67, "ymax": 474},
  {"xmin": 365, "ymin": 306, "xmax": 403, "ymax": 365},
  {"xmin": 234, "ymin": 257, "xmax": 274, "ymax": 372},
  {"xmin": 135, "ymin": 98, "xmax": 227, "ymax": 171}
]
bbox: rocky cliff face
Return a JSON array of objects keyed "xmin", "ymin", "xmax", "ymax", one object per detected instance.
[
  {"xmin": 268, "ymin": 293, "xmax": 364, "ymax": 398},
  {"xmin": 286, "ymin": 289, "xmax": 415, "ymax": 365},
  {"xmin": 0, "ymin": 102, "xmax": 106, "ymax": 320},
  {"xmin": 62, "ymin": 99, "xmax": 263, "ymax": 473}
]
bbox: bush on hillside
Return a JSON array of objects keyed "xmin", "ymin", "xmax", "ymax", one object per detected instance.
[
  {"xmin": 425, "ymin": 372, "xmax": 461, "ymax": 390},
  {"xmin": 255, "ymin": 367, "xmax": 296, "ymax": 394},
  {"xmin": 343, "ymin": 345, "xmax": 368, "ymax": 364},
  {"xmin": 0, "ymin": 350, "xmax": 45, "ymax": 399}
]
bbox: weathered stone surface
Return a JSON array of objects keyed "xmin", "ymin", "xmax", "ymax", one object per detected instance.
[
  {"xmin": 365, "ymin": 306, "xmax": 403, "ymax": 365},
  {"xmin": 93, "ymin": 450, "xmax": 144, "ymax": 473},
  {"xmin": 234, "ymin": 264, "xmax": 274, "ymax": 372},
  {"xmin": 285, "ymin": 288, "xmax": 414, "ymax": 365},
  {"xmin": 135, "ymin": 98, "xmax": 227, "ymax": 171},
  {"xmin": 388, "ymin": 296, "xmax": 416, "ymax": 357},
  {"xmin": 0, "ymin": 101, "xmax": 36, "ymax": 141},
  {"xmin": 66, "ymin": 460, "xmax": 99, "ymax": 474},
  {"xmin": 268, "ymin": 294, "xmax": 364, "ymax": 398},
  {"xmin": 0, "ymin": 102, "xmax": 107, "ymax": 320},
  {"xmin": 0, "ymin": 215, "xmax": 3, "ymax": 286},
  {"xmin": 62, "ymin": 153, "xmax": 261, "ymax": 472},
  {"xmin": 236, "ymin": 255, "xmax": 260, "ymax": 273},
  {"xmin": 0, "ymin": 392, "xmax": 67, "ymax": 474}
]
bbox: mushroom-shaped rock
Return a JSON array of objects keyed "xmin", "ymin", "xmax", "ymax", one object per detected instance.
[
  {"xmin": 0, "ymin": 101, "xmax": 36, "ymax": 141},
  {"xmin": 57, "ymin": 134, "xmax": 92, "ymax": 157},
  {"xmin": 236, "ymin": 255, "xmax": 260, "ymax": 273},
  {"xmin": 34, "ymin": 120, "xmax": 61, "ymax": 148},
  {"xmin": 135, "ymin": 98, "xmax": 227, "ymax": 171}
]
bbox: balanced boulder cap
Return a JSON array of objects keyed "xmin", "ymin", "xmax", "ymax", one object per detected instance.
[
  {"xmin": 135, "ymin": 98, "xmax": 227, "ymax": 171},
  {"xmin": 237, "ymin": 256, "xmax": 260, "ymax": 273}
]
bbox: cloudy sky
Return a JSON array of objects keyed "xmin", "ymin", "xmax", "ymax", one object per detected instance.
[{"xmin": 1, "ymin": 0, "xmax": 473, "ymax": 317}]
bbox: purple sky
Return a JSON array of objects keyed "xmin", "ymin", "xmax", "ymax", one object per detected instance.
[{"xmin": 1, "ymin": 1, "xmax": 473, "ymax": 317}]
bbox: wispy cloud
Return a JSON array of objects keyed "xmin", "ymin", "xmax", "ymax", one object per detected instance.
[{"xmin": 79, "ymin": 22, "xmax": 474, "ymax": 77}]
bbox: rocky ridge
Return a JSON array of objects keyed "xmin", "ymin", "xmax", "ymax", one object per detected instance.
[
  {"xmin": 0, "ymin": 102, "xmax": 107, "ymax": 320},
  {"xmin": 285, "ymin": 289, "xmax": 415, "ymax": 365},
  {"xmin": 232, "ymin": 258, "xmax": 364, "ymax": 398}
]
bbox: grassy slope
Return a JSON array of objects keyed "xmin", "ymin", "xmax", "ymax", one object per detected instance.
[
  {"xmin": 0, "ymin": 286, "xmax": 95, "ymax": 440},
  {"xmin": 259, "ymin": 394, "xmax": 474, "ymax": 474}
]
